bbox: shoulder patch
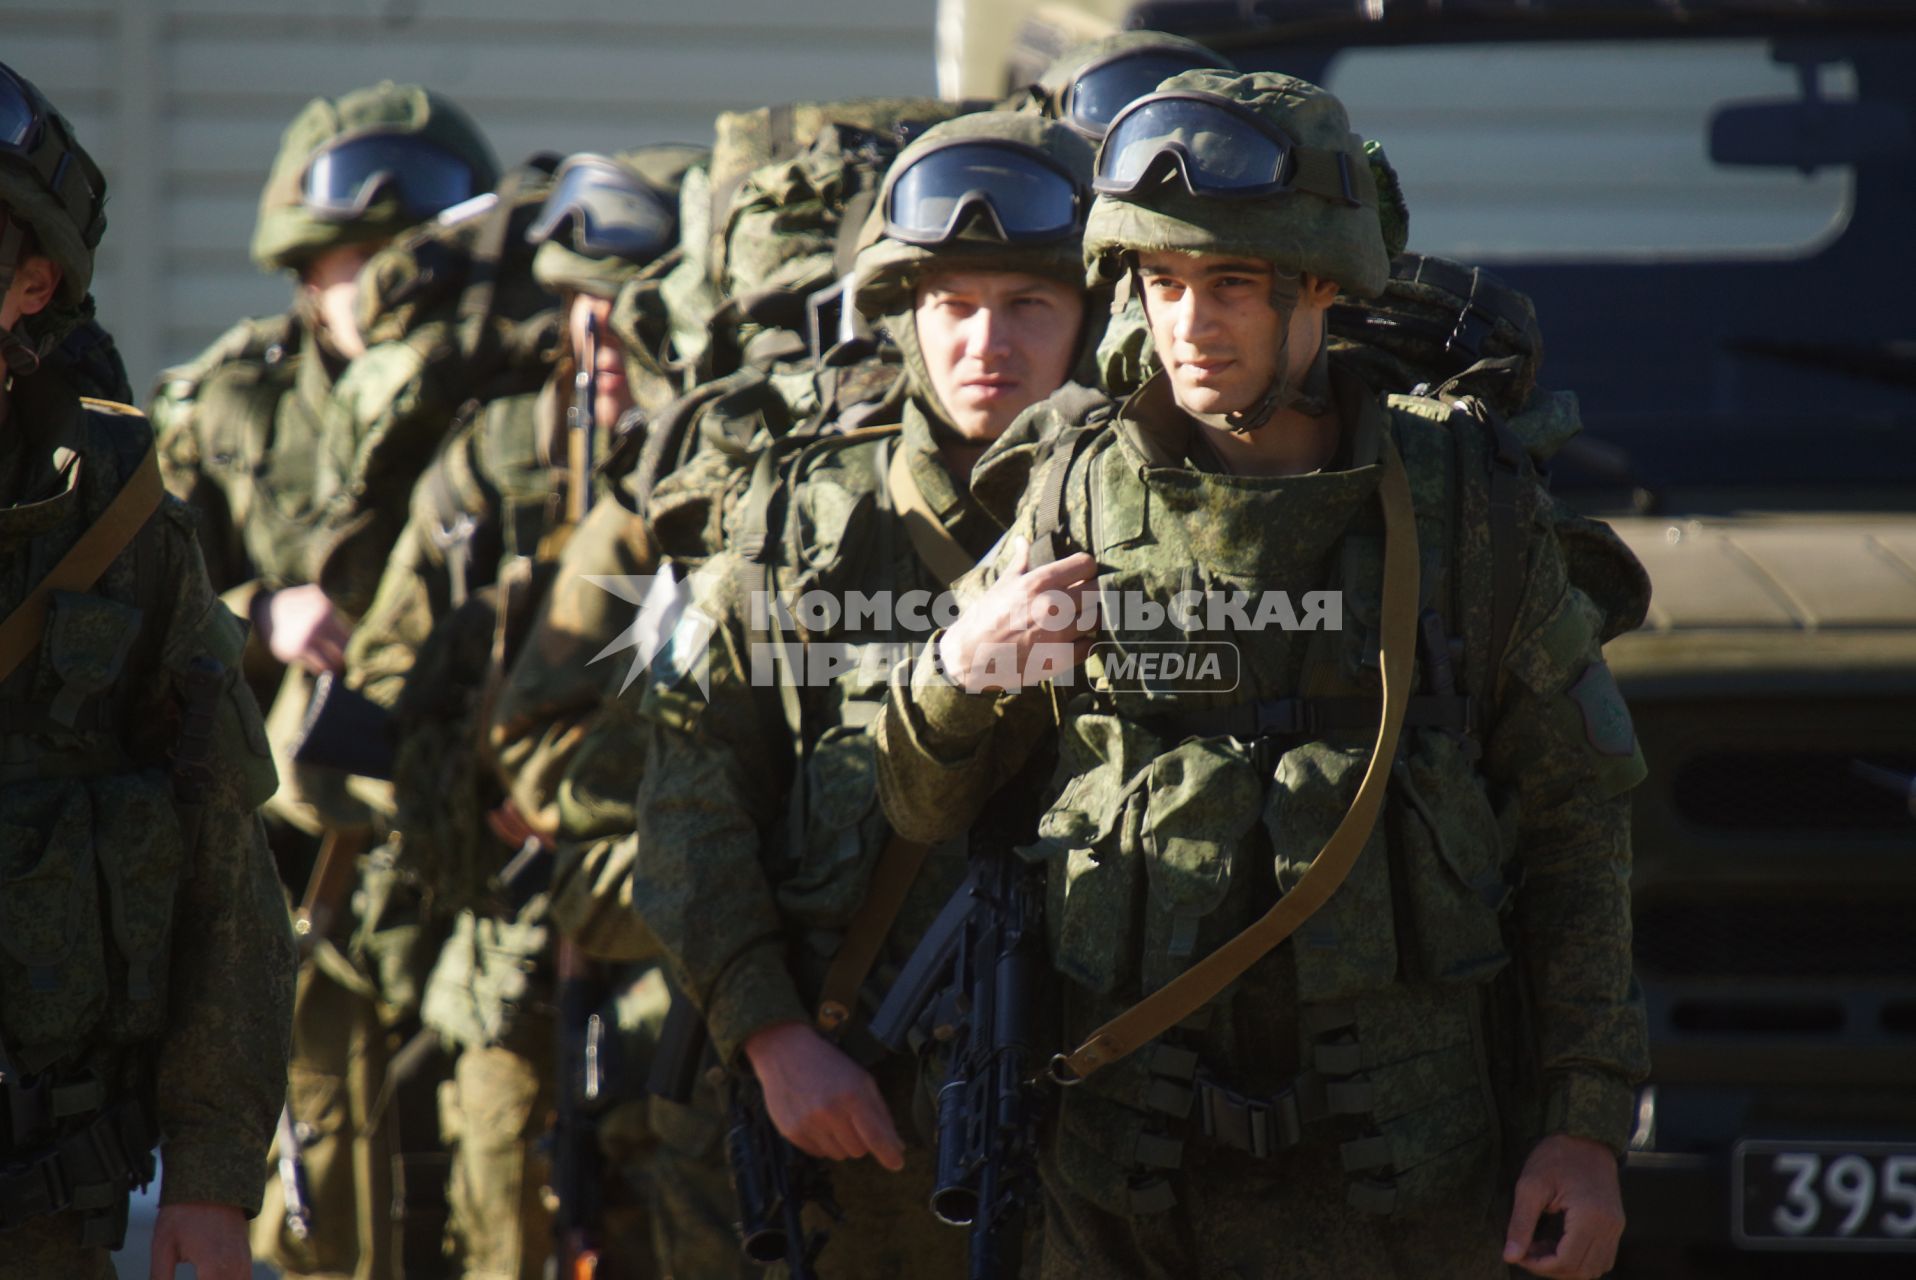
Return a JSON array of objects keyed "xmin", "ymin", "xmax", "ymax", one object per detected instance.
[{"xmin": 1567, "ymin": 660, "xmax": 1636, "ymax": 758}]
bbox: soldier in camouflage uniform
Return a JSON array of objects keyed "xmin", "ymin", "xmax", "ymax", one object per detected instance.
[
  {"xmin": 142, "ymin": 82, "xmax": 497, "ymax": 1280},
  {"xmin": 874, "ymin": 72, "xmax": 1649, "ymax": 1280},
  {"xmin": 622, "ymin": 111, "xmax": 1105, "ymax": 1277},
  {"xmin": 0, "ymin": 59, "xmax": 294, "ymax": 1280},
  {"xmin": 340, "ymin": 145, "xmax": 703, "ymax": 1280},
  {"xmin": 149, "ymin": 81, "xmax": 498, "ymax": 844}
]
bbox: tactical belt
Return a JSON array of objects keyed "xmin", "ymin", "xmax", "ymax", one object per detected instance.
[{"xmin": 0, "ymin": 1100, "xmax": 155, "ymax": 1242}]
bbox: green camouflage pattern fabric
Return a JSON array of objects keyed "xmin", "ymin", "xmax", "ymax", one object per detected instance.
[
  {"xmin": 530, "ymin": 144, "xmax": 708, "ymax": 302},
  {"xmin": 1096, "ymin": 139, "xmax": 1408, "ymax": 399},
  {"xmin": 150, "ymin": 310, "xmax": 325, "ymax": 603},
  {"xmin": 251, "ymin": 81, "xmax": 499, "ymax": 272},
  {"xmin": 627, "ymin": 411, "xmax": 1012, "ymax": 1279},
  {"xmin": 0, "ymin": 63, "xmax": 106, "ymax": 313},
  {"xmin": 1083, "ymin": 70, "xmax": 1390, "ymax": 298},
  {"xmin": 849, "ymin": 112, "xmax": 1096, "ymax": 318},
  {"xmin": 874, "ymin": 357, "xmax": 1649, "ymax": 1252},
  {"xmin": 0, "ymin": 382, "xmax": 294, "ymax": 1238}
]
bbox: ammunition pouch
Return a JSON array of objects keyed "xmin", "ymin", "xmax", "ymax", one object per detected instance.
[{"xmin": 0, "ymin": 1094, "xmax": 155, "ymax": 1247}]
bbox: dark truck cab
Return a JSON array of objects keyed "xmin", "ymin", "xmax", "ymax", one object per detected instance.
[{"xmin": 1008, "ymin": 1, "xmax": 1916, "ymax": 1272}]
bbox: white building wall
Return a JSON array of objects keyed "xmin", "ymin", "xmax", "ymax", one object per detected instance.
[{"xmin": 7, "ymin": 0, "xmax": 938, "ymax": 391}]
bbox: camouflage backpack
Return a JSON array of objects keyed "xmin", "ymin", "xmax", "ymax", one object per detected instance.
[{"xmin": 653, "ymin": 98, "xmax": 985, "ymax": 386}]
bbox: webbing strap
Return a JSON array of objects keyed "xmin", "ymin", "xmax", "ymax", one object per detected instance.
[
  {"xmin": 1479, "ymin": 407, "xmax": 1528, "ymax": 697},
  {"xmin": 1051, "ymin": 434, "xmax": 1420, "ymax": 1083},
  {"xmin": 814, "ymin": 830, "xmax": 930, "ymax": 1033},
  {"xmin": 1027, "ymin": 425, "xmax": 1100, "ymax": 568},
  {"xmin": 885, "ymin": 443, "xmax": 974, "ymax": 589},
  {"xmin": 0, "ymin": 437, "xmax": 163, "ymax": 685}
]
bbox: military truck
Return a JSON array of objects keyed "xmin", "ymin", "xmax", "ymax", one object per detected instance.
[{"xmin": 955, "ymin": 1, "xmax": 1916, "ymax": 1273}]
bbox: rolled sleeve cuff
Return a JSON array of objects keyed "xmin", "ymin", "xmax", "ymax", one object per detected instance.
[
  {"xmin": 703, "ymin": 941, "xmax": 809, "ymax": 1065},
  {"xmin": 1542, "ymin": 1069, "xmax": 1637, "ymax": 1157},
  {"xmin": 159, "ymin": 1140, "xmax": 269, "ymax": 1214}
]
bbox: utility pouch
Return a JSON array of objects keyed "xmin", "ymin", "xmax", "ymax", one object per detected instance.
[
  {"xmin": 1390, "ymin": 732, "xmax": 1513, "ymax": 985},
  {"xmin": 1308, "ymin": 985, "xmax": 1499, "ymax": 1216},
  {"xmin": 1265, "ymin": 742, "xmax": 1397, "ymax": 1003},
  {"xmin": 1139, "ymin": 735, "xmax": 1263, "ymax": 993},
  {"xmin": 1025, "ymin": 710, "xmax": 1159, "ymax": 997}
]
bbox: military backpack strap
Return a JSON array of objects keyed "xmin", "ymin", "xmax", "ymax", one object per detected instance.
[
  {"xmin": 815, "ymin": 435, "xmax": 980, "ymax": 1031},
  {"xmin": 0, "ymin": 428, "xmax": 164, "ymax": 685},
  {"xmin": 1051, "ymin": 433, "xmax": 1421, "ymax": 1084},
  {"xmin": 814, "ymin": 828, "xmax": 931, "ymax": 1034},
  {"xmin": 1027, "ymin": 423, "xmax": 1103, "ymax": 569},
  {"xmin": 1472, "ymin": 400, "xmax": 1530, "ymax": 701},
  {"xmin": 884, "ymin": 442, "xmax": 975, "ymax": 589}
]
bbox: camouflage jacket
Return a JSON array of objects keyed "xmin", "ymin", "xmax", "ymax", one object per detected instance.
[
  {"xmin": 0, "ymin": 372, "xmax": 295, "ymax": 1212},
  {"xmin": 875, "ymin": 361, "xmax": 1651, "ymax": 1195},
  {"xmin": 150, "ymin": 309, "xmax": 337, "ymax": 616},
  {"xmin": 629, "ymin": 403, "xmax": 1012, "ymax": 1063}
]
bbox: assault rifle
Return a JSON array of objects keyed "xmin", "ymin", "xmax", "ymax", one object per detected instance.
[
  {"xmin": 869, "ymin": 850, "xmax": 1049, "ymax": 1279},
  {"xmin": 647, "ymin": 981, "xmax": 836, "ymax": 1277}
]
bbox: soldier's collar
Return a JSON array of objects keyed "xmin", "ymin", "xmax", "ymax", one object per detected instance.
[{"xmin": 1119, "ymin": 361, "xmax": 1378, "ymax": 476}]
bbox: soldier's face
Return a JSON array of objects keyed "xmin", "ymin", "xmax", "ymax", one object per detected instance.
[
  {"xmin": 913, "ymin": 268, "xmax": 1084, "ymax": 441},
  {"xmin": 301, "ymin": 241, "xmax": 383, "ymax": 360},
  {"xmin": 1138, "ymin": 252, "xmax": 1331, "ymax": 417},
  {"xmin": 567, "ymin": 292, "xmax": 633, "ymax": 427}
]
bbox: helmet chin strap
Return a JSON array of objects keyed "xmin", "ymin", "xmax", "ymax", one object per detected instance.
[{"xmin": 1217, "ymin": 333, "xmax": 1331, "ymax": 434}]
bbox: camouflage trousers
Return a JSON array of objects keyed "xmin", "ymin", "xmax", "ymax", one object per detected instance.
[
  {"xmin": 644, "ymin": 1091, "xmax": 759, "ymax": 1280},
  {"xmin": 1036, "ymin": 1134, "xmax": 1511, "ymax": 1280},
  {"xmin": 770, "ymin": 1142, "xmax": 969, "ymax": 1280},
  {"xmin": 0, "ymin": 1211, "xmax": 119, "ymax": 1280},
  {"xmin": 253, "ymin": 959, "xmax": 401, "ymax": 1280},
  {"xmin": 439, "ymin": 1033, "xmax": 555, "ymax": 1279},
  {"xmin": 440, "ymin": 1018, "xmax": 675, "ymax": 1280}
]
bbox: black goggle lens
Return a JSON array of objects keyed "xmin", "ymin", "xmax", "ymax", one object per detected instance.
[
  {"xmin": 1096, "ymin": 96, "xmax": 1292, "ymax": 196},
  {"xmin": 885, "ymin": 141, "xmax": 1080, "ymax": 246},
  {"xmin": 303, "ymin": 133, "xmax": 479, "ymax": 221},
  {"xmin": 1066, "ymin": 51, "xmax": 1219, "ymax": 138},
  {"xmin": 0, "ymin": 69, "xmax": 40, "ymax": 153},
  {"xmin": 526, "ymin": 156, "xmax": 676, "ymax": 261}
]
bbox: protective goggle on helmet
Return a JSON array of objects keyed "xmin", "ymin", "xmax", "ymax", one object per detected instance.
[
  {"xmin": 1095, "ymin": 91, "xmax": 1365, "ymax": 207},
  {"xmin": 1062, "ymin": 46, "xmax": 1224, "ymax": 141},
  {"xmin": 526, "ymin": 154, "xmax": 676, "ymax": 261},
  {"xmin": 300, "ymin": 128, "xmax": 483, "ymax": 222},
  {"xmin": 883, "ymin": 139, "xmax": 1083, "ymax": 247},
  {"xmin": 0, "ymin": 63, "xmax": 106, "ymax": 246}
]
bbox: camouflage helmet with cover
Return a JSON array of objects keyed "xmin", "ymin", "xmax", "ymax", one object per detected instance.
[
  {"xmin": 849, "ymin": 111, "xmax": 1095, "ymax": 318},
  {"xmin": 531, "ymin": 144, "xmax": 707, "ymax": 300},
  {"xmin": 251, "ymin": 81, "xmax": 499, "ymax": 273},
  {"xmin": 1083, "ymin": 69, "xmax": 1390, "ymax": 299},
  {"xmin": 1026, "ymin": 30, "xmax": 1234, "ymax": 138},
  {"xmin": 0, "ymin": 60, "xmax": 109, "ymax": 366}
]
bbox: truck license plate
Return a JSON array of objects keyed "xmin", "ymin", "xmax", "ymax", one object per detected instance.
[{"xmin": 1733, "ymin": 1140, "xmax": 1916, "ymax": 1251}]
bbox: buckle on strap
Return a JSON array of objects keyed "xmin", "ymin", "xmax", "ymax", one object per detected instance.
[{"xmin": 1193, "ymin": 1071, "xmax": 1324, "ymax": 1159}]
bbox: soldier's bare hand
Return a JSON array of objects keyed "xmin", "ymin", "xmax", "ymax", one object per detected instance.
[
  {"xmin": 937, "ymin": 537, "xmax": 1099, "ymax": 692},
  {"xmin": 149, "ymin": 1201, "xmax": 253, "ymax": 1280},
  {"xmin": 1505, "ymin": 1134, "xmax": 1626, "ymax": 1278},
  {"xmin": 743, "ymin": 1020, "xmax": 905, "ymax": 1171},
  {"xmin": 257, "ymin": 583, "xmax": 353, "ymax": 674}
]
